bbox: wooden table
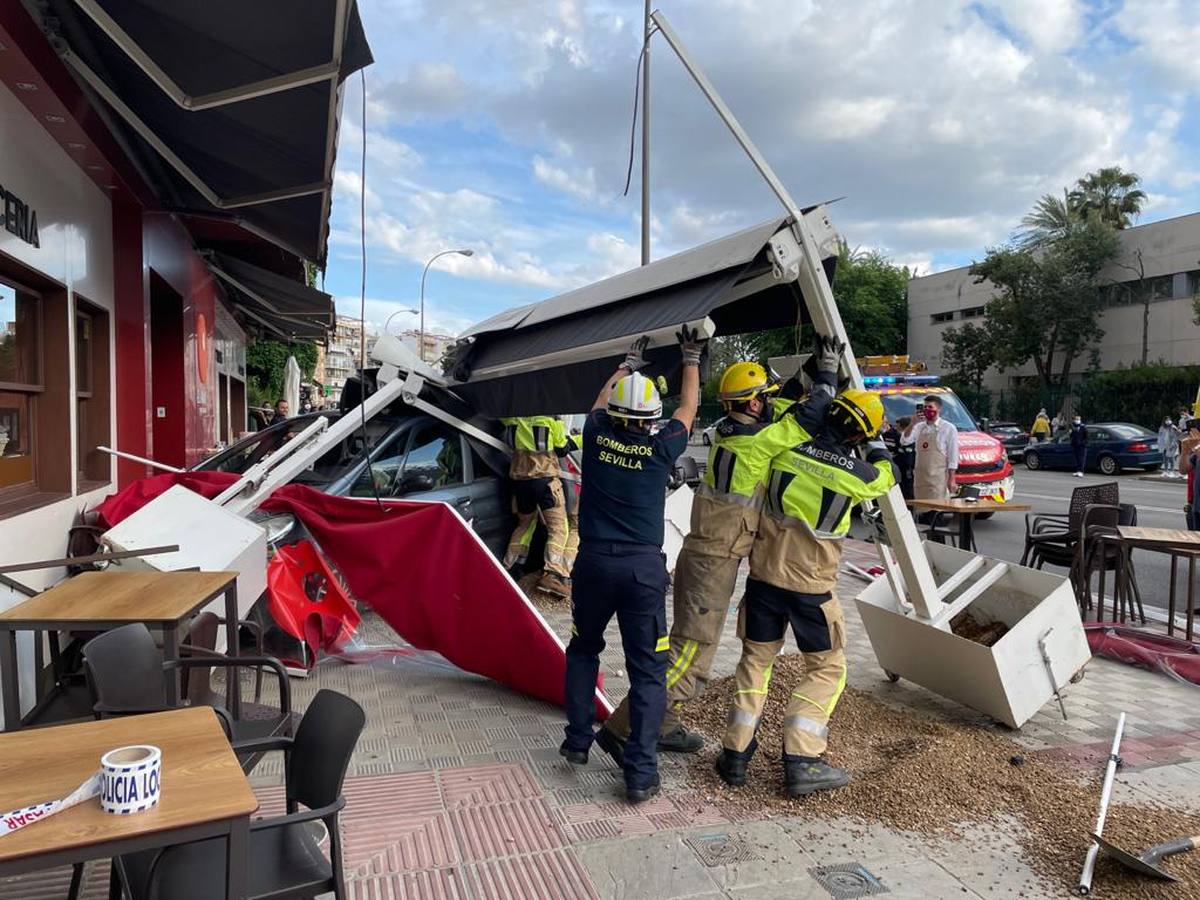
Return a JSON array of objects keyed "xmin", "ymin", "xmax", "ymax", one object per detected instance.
[
  {"xmin": 907, "ymin": 498, "xmax": 1032, "ymax": 552},
  {"xmin": 0, "ymin": 706, "xmax": 257, "ymax": 898},
  {"xmin": 1098, "ymin": 527, "xmax": 1200, "ymax": 638},
  {"xmin": 0, "ymin": 570, "xmax": 239, "ymax": 731}
]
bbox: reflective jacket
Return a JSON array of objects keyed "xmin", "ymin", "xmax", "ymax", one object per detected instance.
[
  {"xmin": 686, "ymin": 373, "xmax": 835, "ymax": 559},
  {"xmin": 750, "ymin": 436, "xmax": 895, "ymax": 594},
  {"xmin": 501, "ymin": 416, "xmax": 569, "ymax": 479}
]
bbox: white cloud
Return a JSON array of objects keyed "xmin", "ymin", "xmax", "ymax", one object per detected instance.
[
  {"xmin": 532, "ymin": 155, "xmax": 600, "ymax": 203},
  {"xmin": 990, "ymin": 0, "xmax": 1084, "ymax": 54},
  {"xmin": 1114, "ymin": 0, "xmax": 1200, "ymax": 91},
  {"xmin": 333, "ymin": 296, "xmax": 476, "ymax": 338}
]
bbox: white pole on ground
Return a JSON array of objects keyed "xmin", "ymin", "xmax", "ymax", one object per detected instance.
[{"xmin": 1078, "ymin": 712, "xmax": 1126, "ymax": 894}]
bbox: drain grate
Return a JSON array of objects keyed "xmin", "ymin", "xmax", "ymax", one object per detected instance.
[
  {"xmin": 684, "ymin": 832, "xmax": 759, "ymax": 867},
  {"xmin": 809, "ymin": 862, "xmax": 889, "ymax": 899}
]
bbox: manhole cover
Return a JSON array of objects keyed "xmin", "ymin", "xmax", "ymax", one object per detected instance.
[
  {"xmin": 809, "ymin": 862, "xmax": 889, "ymax": 899},
  {"xmin": 684, "ymin": 833, "xmax": 759, "ymax": 866}
]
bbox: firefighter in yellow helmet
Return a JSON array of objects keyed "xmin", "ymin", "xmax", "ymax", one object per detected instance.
[
  {"xmin": 500, "ymin": 415, "xmax": 576, "ymax": 597},
  {"xmin": 596, "ymin": 335, "xmax": 847, "ymax": 766},
  {"xmin": 717, "ymin": 385, "xmax": 896, "ymax": 797}
]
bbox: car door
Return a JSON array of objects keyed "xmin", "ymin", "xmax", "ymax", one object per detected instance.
[
  {"xmin": 1038, "ymin": 432, "xmax": 1072, "ymax": 468},
  {"xmin": 462, "ymin": 441, "xmax": 515, "ymax": 558},
  {"xmin": 1085, "ymin": 427, "xmax": 1111, "ymax": 468}
]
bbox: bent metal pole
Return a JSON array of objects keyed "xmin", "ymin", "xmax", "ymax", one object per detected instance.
[{"xmin": 1078, "ymin": 712, "xmax": 1127, "ymax": 895}]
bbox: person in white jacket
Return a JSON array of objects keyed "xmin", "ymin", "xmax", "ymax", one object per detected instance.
[{"xmin": 901, "ymin": 394, "xmax": 959, "ymax": 499}]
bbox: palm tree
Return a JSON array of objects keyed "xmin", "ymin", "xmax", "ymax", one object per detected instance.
[
  {"xmin": 1017, "ymin": 189, "xmax": 1078, "ymax": 249},
  {"xmin": 1070, "ymin": 167, "xmax": 1146, "ymax": 229}
]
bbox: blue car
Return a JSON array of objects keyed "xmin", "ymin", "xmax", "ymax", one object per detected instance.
[{"xmin": 1023, "ymin": 423, "xmax": 1162, "ymax": 476}]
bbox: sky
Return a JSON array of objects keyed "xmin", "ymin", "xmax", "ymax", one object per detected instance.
[{"xmin": 322, "ymin": 0, "xmax": 1200, "ymax": 338}]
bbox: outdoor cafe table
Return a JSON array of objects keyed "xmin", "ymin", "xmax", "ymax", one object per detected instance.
[
  {"xmin": 0, "ymin": 706, "xmax": 257, "ymax": 899},
  {"xmin": 906, "ymin": 497, "xmax": 1032, "ymax": 553},
  {"xmin": 1095, "ymin": 527, "xmax": 1200, "ymax": 640},
  {"xmin": 0, "ymin": 570, "xmax": 240, "ymax": 732}
]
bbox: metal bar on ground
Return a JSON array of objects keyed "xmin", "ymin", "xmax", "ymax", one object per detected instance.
[{"xmin": 1079, "ymin": 712, "xmax": 1127, "ymax": 894}]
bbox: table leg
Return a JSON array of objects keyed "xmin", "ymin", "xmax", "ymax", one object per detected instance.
[
  {"xmin": 1188, "ymin": 556, "xmax": 1196, "ymax": 643},
  {"xmin": 108, "ymin": 860, "xmax": 121, "ymax": 900},
  {"xmin": 0, "ymin": 629, "xmax": 21, "ymax": 731},
  {"xmin": 162, "ymin": 624, "xmax": 180, "ymax": 707},
  {"xmin": 1095, "ymin": 539, "xmax": 1107, "ymax": 623},
  {"xmin": 226, "ymin": 815, "xmax": 249, "ymax": 900},
  {"xmin": 223, "ymin": 583, "xmax": 241, "ymax": 719},
  {"xmin": 1169, "ymin": 554, "xmax": 1179, "ymax": 636},
  {"xmin": 958, "ymin": 514, "xmax": 973, "ymax": 552}
]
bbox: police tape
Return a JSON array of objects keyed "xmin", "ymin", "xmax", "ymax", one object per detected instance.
[{"xmin": 0, "ymin": 744, "xmax": 162, "ymax": 837}]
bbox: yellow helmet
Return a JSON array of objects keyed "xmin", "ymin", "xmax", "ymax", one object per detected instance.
[
  {"xmin": 717, "ymin": 361, "xmax": 779, "ymax": 408},
  {"xmin": 828, "ymin": 388, "xmax": 884, "ymax": 438}
]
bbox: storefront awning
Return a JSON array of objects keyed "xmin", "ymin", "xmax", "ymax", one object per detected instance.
[
  {"xmin": 447, "ymin": 215, "xmax": 839, "ymax": 416},
  {"xmin": 206, "ymin": 253, "xmax": 334, "ymax": 342},
  {"xmin": 33, "ymin": 0, "xmax": 372, "ymax": 263}
]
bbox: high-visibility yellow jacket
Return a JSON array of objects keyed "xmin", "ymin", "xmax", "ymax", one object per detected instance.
[
  {"xmin": 750, "ymin": 436, "xmax": 895, "ymax": 594},
  {"xmin": 686, "ymin": 374, "xmax": 835, "ymax": 559},
  {"xmin": 501, "ymin": 416, "xmax": 569, "ymax": 479}
]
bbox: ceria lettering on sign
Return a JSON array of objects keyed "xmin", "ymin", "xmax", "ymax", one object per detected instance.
[{"xmin": 0, "ymin": 185, "xmax": 40, "ymax": 248}]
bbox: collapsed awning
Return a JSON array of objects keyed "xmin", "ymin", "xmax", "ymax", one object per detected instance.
[
  {"xmin": 33, "ymin": 0, "xmax": 372, "ymax": 263},
  {"xmin": 448, "ymin": 215, "xmax": 839, "ymax": 416},
  {"xmin": 206, "ymin": 253, "xmax": 334, "ymax": 341}
]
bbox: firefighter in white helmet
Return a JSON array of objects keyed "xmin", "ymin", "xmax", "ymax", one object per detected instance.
[
  {"xmin": 561, "ymin": 328, "xmax": 702, "ymax": 803},
  {"xmin": 596, "ymin": 334, "xmax": 847, "ymax": 765}
]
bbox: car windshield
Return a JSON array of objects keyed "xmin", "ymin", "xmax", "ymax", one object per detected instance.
[
  {"xmin": 991, "ymin": 426, "xmax": 1021, "ymax": 436},
  {"xmin": 879, "ymin": 391, "xmax": 977, "ymax": 431},
  {"xmin": 196, "ymin": 414, "xmax": 393, "ymax": 481},
  {"xmin": 1106, "ymin": 424, "xmax": 1155, "ymax": 439}
]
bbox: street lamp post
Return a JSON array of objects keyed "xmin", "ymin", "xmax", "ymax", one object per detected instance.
[{"xmin": 420, "ymin": 248, "xmax": 473, "ymax": 362}]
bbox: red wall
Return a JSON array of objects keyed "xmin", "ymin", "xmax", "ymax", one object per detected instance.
[{"xmin": 112, "ymin": 198, "xmax": 152, "ymax": 486}]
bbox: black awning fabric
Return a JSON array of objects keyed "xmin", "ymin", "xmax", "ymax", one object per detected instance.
[
  {"xmin": 207, "ymin": 253, "xmax": 334, "ymax": 341},
  {"xmin": 40, "ymin": 0, "xmax": 372, "ymax": 263}
]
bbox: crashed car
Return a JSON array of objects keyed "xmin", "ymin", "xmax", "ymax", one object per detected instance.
[{"xmin": 194, "ymin": 376, "xmax": 517, "ymax": 558}]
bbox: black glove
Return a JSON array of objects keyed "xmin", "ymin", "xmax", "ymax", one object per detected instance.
[
  {"xmin": 676, "ymin": 324, "xmax": 706, "ymax": 367},
  {"xmin": 814, "ymin": 333, "xmax": 846, "ymax": 376},
  {"xmin": 622, "ymin": 335, "xmax": 651, "ymax": 373}
]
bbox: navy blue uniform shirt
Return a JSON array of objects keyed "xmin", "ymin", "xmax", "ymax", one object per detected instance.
[{"xmin": 578, "ymin": 410, "xmax": 688, "ymax": 547}]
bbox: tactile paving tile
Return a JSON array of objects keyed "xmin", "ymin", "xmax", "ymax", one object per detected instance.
[
  {"xmin": 354, "ymin": 868, "xmax": 471, "ymax": 900},
  {"xmin": 439, "ymin": 763, "xmax": 542, "ymax": 807},
  {"xmin": 451, "ymin": 798, "xmax": 566, "ymax": 861},
  {"xmin": 464, "ymin": 848, "xmax": 600, "ymax": 900}
]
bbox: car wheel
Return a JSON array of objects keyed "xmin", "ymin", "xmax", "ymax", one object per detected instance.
[
  {"xmin": 1098, "ymin": 454, "xmax": 1120, "ymax": 476},
  {"xmin": 1025, "ymin": 450, "xmax": 1041, "ymax": 470}
]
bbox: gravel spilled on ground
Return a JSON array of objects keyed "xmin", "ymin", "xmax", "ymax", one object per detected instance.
[{"xmin": 680, "ymin": 654, "xmax": 1200, "ymax": 898}]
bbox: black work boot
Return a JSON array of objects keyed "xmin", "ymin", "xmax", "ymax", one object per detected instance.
[
  {"xmin": 783, "ymin": 754, "xmax": 850, "ymax": 797},
  {"xmin": 658, "ymin": 725, "xmax": 704, "ymax": 754},
  {"xmin": 594, "ymin": 726, "xmax": 626, "ymax": 768},
  {"xmin": 559, "ymin": 740, "xmax": 588, "ymax": 766},
  {"xmin": 626, "ymin": 772, "xmax": 661, "ymax": 804},
  {"xmin": 715, "ymin": 739, "xmax": 758, "ymax": 787}
]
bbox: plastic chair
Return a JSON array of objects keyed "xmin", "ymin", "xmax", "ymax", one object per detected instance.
[
  {"xmin": 82, "ymin": 624, "xmax": 292, "ymax": 766},
  {"xmin": 1021, "ymin": 481, "xmax": 1119, "ymax": 567},
  {"xmin": 114, "ymin": 690, "xmax": 365, "ymax": 900}
]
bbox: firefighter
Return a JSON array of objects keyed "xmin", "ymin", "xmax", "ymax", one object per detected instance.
[
  {"xmin": 561, "ymin": 328, "xmax": 702, "ymax": 803},
  {"xmin": 596, "ymin": 335, "xmax": 846, "ymax": 764},
  {"xmin": 717, "ymin": 386, "xmax": 896, "ymax": 797},
  {"xmin": 557, "ymin": 418, "xmax": 582, "ymax": 574},
  {"xmin": 501, "ymin": 414, "xmax": 572, "ymax": 597}
]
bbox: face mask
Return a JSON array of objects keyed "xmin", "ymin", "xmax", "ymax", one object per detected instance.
[
  {"xmin": 1073, "ymin": 419, "xmax": 1081, "ymax": 425},
  {"xmin": 923, "ymin": 408, "xmax": 937, "ymax": 422}
]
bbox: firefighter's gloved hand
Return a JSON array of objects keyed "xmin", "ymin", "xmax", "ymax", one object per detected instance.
[
  {"xmin": 622, "ymin": 336, "xmax": 651, "ymax": 373},
  {"xmin": 814, "ymin": 334, "xmax": 846, "ymax": 375},
  {"xmin": 865, "ymin": 440, "xmax": 893, "ymax": 464},
  {"xmin": 677, "ymin": 324, "xmax": 707, "ymax": 367}
]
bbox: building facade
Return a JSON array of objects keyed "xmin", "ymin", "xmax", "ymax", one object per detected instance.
[
  {"xmin": 399, "ymin": 328, "xmax": 456, "ymax": 365},
  {"xmin": 325, "ymin": 314, "xmax": 379, "ymax": 402},
  {"xmin": 907, "ymin": 213, "xmax": 1200, "ymax": 391}
]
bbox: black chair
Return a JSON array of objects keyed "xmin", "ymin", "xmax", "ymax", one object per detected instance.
[
  {"xmin": 114, "ymin": 690, "xmax": 365, "ymax": 900},
  {"xmin": 82, "ymin": 623, "xmax": 293, "ymax": 764},
  {"xmin": 1028, "ymin": 503, "xmax": 1120, "ymax": 608},
  {"xmin": 1079, "ymin": 503, "xmax": 1145, "ymax": 621},
  {"xmin": 1021, "ymin": 481, "xmax": 1119, "ymax": 567}
]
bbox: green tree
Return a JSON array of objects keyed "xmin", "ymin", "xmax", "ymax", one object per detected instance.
[
  {"xmin": 1071, "ymin": 166, "xmax": 1146, "ymax": 229},
  {"xmin": 972, "ymin": 215, "xmax": 1119, "ymax": 392},
  {"xmin": 246, "ymin": 339, "xmax": 318, "ymax": 409},
  {"xmin": 940, "ymin": 322, "xmax": 994, "ymax": 396},
  {"xmin": 1017, "ymin": 189, "xmax": 1076, "ymax": 249},
  {"xmin": 745, "ymin": 241, "xmax": 910, "ymax": 361}
]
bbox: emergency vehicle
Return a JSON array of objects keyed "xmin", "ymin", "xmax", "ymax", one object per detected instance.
[{"xmin": 859, "ymin": 356, "xmax": 1015, "ymax": 503}]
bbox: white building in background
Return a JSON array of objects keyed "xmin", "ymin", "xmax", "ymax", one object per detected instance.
[
  {"xmin": 907, "ymin": 212, "xmax": 1200, "ymax": 391},
  {"xmin": 399, "ymin": 329, "xmax": 456, "ymax": 365},
  {"xmin": 325, "ymin": 314, "xmax": 378, "ymax": 402}
]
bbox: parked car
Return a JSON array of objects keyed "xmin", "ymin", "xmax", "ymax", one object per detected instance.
[
  {"xmin": 194, "ymin": 405, "xmax": 516, "ymax": 558},
  {"xmin": 984, "ymin": 421, "xmax": 1030, "ymax": 462},
  {"xmin": 701, "ymin": 422, "xmax": 719, "ymax": 446},
  {"xmin": 1022, "ymin": 423, "xmax": 1162, "ymax": 475}
]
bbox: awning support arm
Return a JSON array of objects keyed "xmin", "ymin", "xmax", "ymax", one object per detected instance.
[{"xmin": 649, "ymin": 9, "xmax": 941, "ymax": 619}]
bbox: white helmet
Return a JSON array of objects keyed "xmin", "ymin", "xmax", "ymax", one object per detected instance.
[{"xmin": 608, "ymin": 371, "xmax": 662, "ymax": 420}]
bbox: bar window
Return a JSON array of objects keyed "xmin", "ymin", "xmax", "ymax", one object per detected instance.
[
  {"xmin": 0, "ymin": 281, "xmax": 40, "ymax": 495},
  {"xmin": 75, "ymin": 298, "xmax": 111, "ymax": 488}
]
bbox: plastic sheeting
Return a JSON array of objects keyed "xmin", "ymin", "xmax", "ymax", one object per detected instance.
[
  {"xmin": 1084, "ymin": 623, "xmax": 1200, "ymax": 686},
  {"xmin": 266, "ymin": 539, "xmax": 361, "ymax": 668}
]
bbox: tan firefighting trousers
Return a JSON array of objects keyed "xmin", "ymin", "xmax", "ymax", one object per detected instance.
[
  {"xmin": 503, "ymin": 479, "xmax": 571, "ymax": 579},
  {"xmin": 604, "ymin": 548, "xmax": 741, "ymax": 738},
  {"xmin": 723, "ymin": 596, "xmax": 848, "ymax": 758}
]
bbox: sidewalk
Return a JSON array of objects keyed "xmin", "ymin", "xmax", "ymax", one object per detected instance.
[{"xmin": 10, "ymin": 540, "xmax": 1200, "ymax": 899}]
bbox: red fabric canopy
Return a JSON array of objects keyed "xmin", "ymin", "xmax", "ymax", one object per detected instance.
[{"xmin": 93, "ymin": 474, "xmax": 610, "ymax": 718}]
